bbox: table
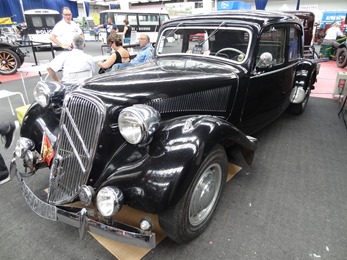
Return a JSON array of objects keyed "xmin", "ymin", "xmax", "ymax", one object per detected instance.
[{"xmin": 17, "ymin": 64, "xmax": 49, "ymax": 103}]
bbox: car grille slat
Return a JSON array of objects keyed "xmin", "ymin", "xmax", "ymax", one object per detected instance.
[{"xmin": 48, "ymin": 93, "xmax": 105, "ymax": 205}]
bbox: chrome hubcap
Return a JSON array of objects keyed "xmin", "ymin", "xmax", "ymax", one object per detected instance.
[{"xmin": 189, "ymin": 163, "xmax": 222, "ymax": 226}]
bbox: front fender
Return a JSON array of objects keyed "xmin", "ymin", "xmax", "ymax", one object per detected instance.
[
  {"xmin": 20, "ymin": 103, "xmax": 60, "ymax": 152},
  {"xmin": 99, "ymin": 115, "xmax": 257, "ymax": 213}
]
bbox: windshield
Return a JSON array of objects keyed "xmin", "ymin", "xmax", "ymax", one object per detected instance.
[{"xmin": 156, "ymin": 27, "xmax": 252, "ymax": 64}]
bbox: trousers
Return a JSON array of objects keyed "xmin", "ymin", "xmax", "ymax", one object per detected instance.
[{"xmin": 0, "ymin": 122, "xmax": 11, "ymax": 177}]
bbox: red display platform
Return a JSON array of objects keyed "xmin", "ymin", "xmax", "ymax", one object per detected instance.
[{"xmin": 311, "ymin": 60, "xmax": 347, "ymax": 99}]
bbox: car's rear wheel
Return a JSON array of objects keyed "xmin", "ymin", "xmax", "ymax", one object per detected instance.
[
  {"xmin": 159, "ymin": 144, "xmax": 228, "ymax": 243},
  {"xmin": 0, "ymin": 48, "xmax": 21, "ymax": 75},
  {"xmin": 336, "ymin": 47, "xmax": 347, "ymax": 68}
]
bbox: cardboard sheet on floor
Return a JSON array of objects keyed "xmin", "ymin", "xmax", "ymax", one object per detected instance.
[{"xmin": 89, "ymin": 162, "xmax": 242, "ymax": 259}]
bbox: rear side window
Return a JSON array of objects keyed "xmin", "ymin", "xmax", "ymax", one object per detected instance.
[{"xmin": 289, "ymin": 26, "xmax": 301, "ymax": 60}]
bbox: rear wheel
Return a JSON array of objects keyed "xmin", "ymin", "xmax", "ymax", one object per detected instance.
[
  {"xmin": 0, "ymin": 48, "xmax": 21, "ymax": 75},
  {"xmin": 159, "ymin": 144, "xmax": 228, "ymax": 243},
  {"xmin": 336, "ymin": 47, "xmax": 347, "ymax": 68}
]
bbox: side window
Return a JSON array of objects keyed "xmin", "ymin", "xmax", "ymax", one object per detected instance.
[
  {"xmin": 32, "ymin": 16, "xmax": 43, "ymax": 28},
  {"xmin": 115, "ymin": 14, "xmax": 126, "ymax": 27},
  {"xmin": 127, "ymin": 15, "xmax": 137, "ymax": 27},
  {"xmin": 45, "ymin": 16, "xmax": 56, "ymax": 27},
  {"xmin": 138, "ymin": 14, "xmax": 159, "ymax": 26},
  {"xmin": 257, "ymin": 26, "xmax": 286, "ymax": 67},
  {"xmin": 289, "ymin": 26, "xmax": 301, "ymax": 60}
]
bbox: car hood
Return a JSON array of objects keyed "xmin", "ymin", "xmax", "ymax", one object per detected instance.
[{"xmin": 80, "ymin": 57, "xmax": 242, "ymax": 106}]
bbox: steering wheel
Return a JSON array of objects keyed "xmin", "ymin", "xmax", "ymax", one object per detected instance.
[{"xmin": 215, "ymin": 48, "xmax": 245, "ymax": 59}]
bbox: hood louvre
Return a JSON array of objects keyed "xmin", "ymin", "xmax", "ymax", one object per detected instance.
[{"xmin": 146, "ymin": 86, "xmax": 232, "ymax": 114}]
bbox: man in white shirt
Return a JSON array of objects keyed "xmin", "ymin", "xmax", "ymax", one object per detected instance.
[
  {"xmin": 323, "ymin": 22, "xmax": 344, "ymax": 48},
  {"xmin": 47, "ymin": 34, "xmax": 95, "ymax": 83},
  {"xmin": 49, "ymin": 7, "xmax": 83, "ymax": 50}
]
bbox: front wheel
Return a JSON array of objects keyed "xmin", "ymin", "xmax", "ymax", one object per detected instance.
[
  {"xmin": 336, "ymin": 47, "xmax": 347, "ymax": 68},
  {"xmin": 159, "ymin": 144, "xmax": 228, "ymax": 243},
  {"xmin": 0, "ymin": 48, "xmax": 21, "ymax": 75}
]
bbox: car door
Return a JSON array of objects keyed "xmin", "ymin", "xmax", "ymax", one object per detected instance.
[{"xmin": 240, "ymin": 24, "xmax": 296, "ymax": 134}]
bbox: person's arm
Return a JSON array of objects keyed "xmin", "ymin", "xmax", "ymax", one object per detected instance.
[
  {"xmin": 98, "ymin": 53, "xmax": 117, "ymax": 69},
  {"xmin": 114, "ymin": 25, "xmax": 119, "ymax": 33},
  {"xmin": 47, "ymin": 67, "xmax": 60, "ymax": 82},
  {"xmin": 49, "ymin": 34, "xmax": 72, "ymax": 50}
]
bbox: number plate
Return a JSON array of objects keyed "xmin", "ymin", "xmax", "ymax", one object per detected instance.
[{"xmin": 19, "ymin": 175, "xmax": 57, "ymax": 221}]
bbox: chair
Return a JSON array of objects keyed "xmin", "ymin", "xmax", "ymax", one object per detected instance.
[
  {"xmin": 0, "ymin": 90, "xmax": 26, "ymax": 115},
  {"xmin": 67, "ymin": 70, "xmax": 93, "ymax": 83}
]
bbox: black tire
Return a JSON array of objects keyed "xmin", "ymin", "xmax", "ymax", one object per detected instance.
[
  {"xmin": 159, "ymin": 144, "xmax": 228, "ymax": 243},
  {"xmin": 336, "ymin": 47, "xmax": 347, "ymax": 68},
  {"xmin": 289, "ymin": 74, "xmax": 314, "ymax": 115},
  {"xmin": 0, "ymin": 48, "xmax": 21, "ymax": 75}
]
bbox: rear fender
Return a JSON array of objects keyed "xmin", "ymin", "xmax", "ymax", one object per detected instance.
[{"xmin": 290, "ymin": 60, "xmax": 317, "ymax": 103}]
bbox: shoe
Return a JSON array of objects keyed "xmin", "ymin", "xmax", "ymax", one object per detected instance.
[
  {"xmin": 3, "ymin": 121, "xmax": 20, "ymax": 149},
  {"xmin": 0, "ymin": 171, "xmax": 10, "ymax": 185}
]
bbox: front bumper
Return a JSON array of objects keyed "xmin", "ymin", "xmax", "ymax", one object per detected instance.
[{"xmin": 10, "ymin": 157, "xmax": 156, "ymax": 249}]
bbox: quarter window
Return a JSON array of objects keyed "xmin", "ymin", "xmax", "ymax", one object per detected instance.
[{"xmin": 289, "ymin": 26, "xmax": 301, "ymax": 60}]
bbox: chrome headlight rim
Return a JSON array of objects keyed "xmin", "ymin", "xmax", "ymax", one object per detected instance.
[
  {"xmin": 33, "ymin": 81, "xmax": 52, "ymax": 107},
  {"xmin": 118, "ymin": 104, "xmax": 161, "ymax": 145},
  {"xmin": 96, "ymin": 186, "xmax": 124, "ymax": 217}
]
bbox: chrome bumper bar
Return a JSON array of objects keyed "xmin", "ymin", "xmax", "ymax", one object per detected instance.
[{"xmin": 10, "ymin": 158, "xmax": 156, "ymax": 249}]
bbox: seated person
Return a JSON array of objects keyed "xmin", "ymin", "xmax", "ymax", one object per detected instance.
[
  {"xmin": 111, "ymin": 34, "xmax": 153, "ymax": 70},
  {"xmin": 98, "ymin": 32, "xmax": 130, "ymax": 74},
  {"xmin": 47, "ymin": 34, "xmax": 95, "ymax": 83}
]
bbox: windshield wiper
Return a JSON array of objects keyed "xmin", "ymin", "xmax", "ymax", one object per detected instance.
[
  {"xmin": 199, "ymin": 21, "xmax": 226, "ymax": 46},
  {"xmin": 165, "ymin": 22, "xmax": 184, "ymax": 38}
]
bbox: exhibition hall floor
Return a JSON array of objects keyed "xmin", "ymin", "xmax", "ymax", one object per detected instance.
[{"xmin": 0, "ymin": 43, "xmax": 346, "ymax": 259}]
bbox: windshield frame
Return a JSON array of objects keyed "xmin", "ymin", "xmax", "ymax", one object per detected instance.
[{"xmin": 156, "ymin": 26, "xmax": 253, "ymax": 65}]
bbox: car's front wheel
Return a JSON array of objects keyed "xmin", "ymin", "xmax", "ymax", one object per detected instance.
[
  {"xmin": 0, "ymin": 48, "xmax": 21, "ymax": 75},
  {"xmin": 336, "ymin": 47, "xmax": 347, "ymax": 68},
  {"xmin": 159, "ymin": 144, "xmax": 228, "ymax": 243}
]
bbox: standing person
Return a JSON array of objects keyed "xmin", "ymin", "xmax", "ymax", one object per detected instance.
[
  {"xmin": 17, "ymin": 22, "xmax": 29, "ymax": 45},
  {"xmin": 49, "ymin": 6, "xmax": 83, "ymax": 50},
  {"xmin": 112, "ymin": 34, "xmax": 153, "ymax": 70},
  {"xmin": 320, "ymin": 22, "xmax": 345, "ymax": 59},
  {"xmin": 0, "ymin": 121, "xmax": 19, "ymax": 185},
  {"xmin": 98, "ymin": 33, "xmax": 130, "ymax": 73},
  {"xmin": 47, "ymin": 34, "xmax": 95, "ymax": 83},
  {"xmin": 123, "ymin": 19, "xmax": 132, "ymax": 44},
  {"xmin": 97, "ymin": 17, "xmax": 119, "ymax": 39}
]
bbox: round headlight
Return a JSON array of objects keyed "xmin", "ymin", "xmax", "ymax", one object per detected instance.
[
  {"xmin": 118, "ymin": 105, "xmax": 160, "ymax": 145},
  {"xmin": 96, "ymin": 187, "xmax": 124, "ymax": 217},
  {"xmin": 33, "ymin": 81, "xmax": 51, "ymax": 107}
]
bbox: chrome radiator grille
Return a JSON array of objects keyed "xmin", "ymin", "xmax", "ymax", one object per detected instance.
[{"xmin": 48, "ymin": 93, "xmax": 105, "ymax": 205}]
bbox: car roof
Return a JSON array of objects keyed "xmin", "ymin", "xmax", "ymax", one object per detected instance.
[{"xmin": 166, "ymin": 10, "xmax": 300, "ymax": 28}]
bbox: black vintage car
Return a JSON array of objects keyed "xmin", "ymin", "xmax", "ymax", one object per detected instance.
[{"xmin": 6, "ymin": 11, "xmax": 318, "ymax": 249}]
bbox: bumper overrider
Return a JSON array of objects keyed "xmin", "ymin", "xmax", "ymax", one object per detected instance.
[{"xmin": 10, "ymin": 156, "xmax": 156, "ymax": 249}]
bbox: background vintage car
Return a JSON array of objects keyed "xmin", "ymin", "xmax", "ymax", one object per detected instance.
[
  {"xmin": 9, "ymin": 11, "xmax": 318, "ymax": 249},
  {"xmin": 0, "ymin": 38, "xmax": 26, "ymax": 74}
]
